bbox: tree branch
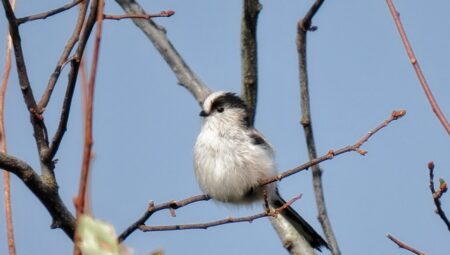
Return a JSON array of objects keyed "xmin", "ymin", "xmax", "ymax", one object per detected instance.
[
  {"xmin": 115, "ymin": 0, "xmax": 211, "ymax": 104},
  {"xmin": 428, "ymin": 161, "xmax": 450, "ymax": 231},
  {"xmin": 387, "ymin": 234, "xmax": 426, "ymax": 255},
  {"xmin": 0, "ymin": 152, "xmax": 75, "ymax": 239},
  {"xmin": 103, "ymin": 10, "xmax": 174, "ymax": 21},
  {"xmin": 385, "ymin": 0, "xmax": 450, "ymax": 135},
  {"xmin": 1, "ymin": 0, "xmax": 50, "ymax": 160},
  {"xmin": 38, "ymin": 0, "xmax": 88, "ymax": 117},
  {"xmin": 296, "ymin": 1, "xmax": 340, "ymax": 254},
  {"xmin": 16, "ymin": 0, "xmax": 84, "ymax": 25},
  {"xmin": 118, "ymin": 194, "xmax": 210, "ymax": 242},
  {"xmin": 47, "ymin": 0, "xmax": 98, "ymax": 162},
  {"xmin": 240, "ymin": 0, "xmax": 261, "ymax": 126}
]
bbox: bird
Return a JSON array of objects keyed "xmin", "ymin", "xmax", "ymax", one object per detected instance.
[{"xmin": 193, "ymin": 91, "xmax": 329, "ymax": 252}]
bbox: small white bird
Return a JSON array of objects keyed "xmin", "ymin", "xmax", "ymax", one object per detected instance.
[{"xmin": 194, "ymin": 91, "xmax": 328, "ymax": 252}]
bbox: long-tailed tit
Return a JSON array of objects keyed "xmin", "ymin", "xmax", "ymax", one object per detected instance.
[{"xmin": 194, "ymin": 91, "xmax": 329, "ymax": 252}]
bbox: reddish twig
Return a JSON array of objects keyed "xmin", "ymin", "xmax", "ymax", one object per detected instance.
[
  {"xmin": 387, "ymin": 234, "xmax": 426, "ymax": 255},
  {"xmin": 103, "ymin": 10, "xmax": 174, "ymax": 20},
  {"xmin": 385, "ymin": 0, "xmax": 450, "ymax": 135},
  {"xmin": 74, "ymin": 0, "xmax": 102, "ymax": 217},
  {"xmin": 139, "ymin": 195, "xmax": 302, "ymax": 232},
  {"xmin": 1, "ymin": 1, "xmax": 17, "ymax": 253},
  {"xmin": 428, "ymin": 162, "xmax": 450, "ymax": 231},
  {"xmin": 16, "ymin": 0, "xmax": 84, "ymax": 24}
]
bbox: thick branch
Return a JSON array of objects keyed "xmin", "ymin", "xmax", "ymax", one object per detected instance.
[
  {"xmin": 385, "ymin": 0, "xmax": 450, "ymax": 135},
  {"xmin": 240, "ymin": 0, "xmax": 261, "ymax": 126},
  {"xmin": 16, "ymin": 0, "xmax": 83, "ymax": 25},
  {"xmin": 0, "ymin": 152, "xmax": 75, "ymax": 238},
  {"xmin": 387, "ymin": 234, "xmax": 426, "ymax": 255},
  {"xmin": 428, "ymin": 162, "xmax": 450, "ymax": 231},
  {"xmin": 115, "ymin": 0, "xmax": 211, "ymax": 104},
  {"xmin": 296, "ymin": 1, "xmax": 340, "ymax": 254}
]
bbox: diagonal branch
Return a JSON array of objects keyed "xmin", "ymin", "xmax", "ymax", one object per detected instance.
[
  {"xmin": 387, "ymin": 234, "xmax": 426, "ymax": 255},
  {"xmin": 296, "ymin": 1, "xmax": 341, "ymax": 254},
  {"xmin": 240, "ymin": 0, "xmax": 261, "ymax": 126},
  {"xmin": 16, "ymin": 0, "xmax": 84, "ymax": 25},
  {"xmin": 385, "ymin": 0, "xmax": 450, "ymax": 135},
  {"xmin": 115, "ymin": 0, "xmax": 211, "ymax": 104},
  {"xmin": 38, "ymin": 0, "xmax": 88, "ymax": 116},
  {"xmin": 47, "ymin": 0, "xmax": 98, "ymax": 162},
  {"xmin": 1, "ymin": 0, "xmax": 49, "ymax": 157}
]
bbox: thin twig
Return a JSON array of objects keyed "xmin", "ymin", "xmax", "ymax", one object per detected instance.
[
  {"xmin": 385, "ymin": 0, "xmax": 450, "ymax": 135},
  {"xmin": 387, "ymin": 234, "xmax": 426, "ymax": 255},
  {"xmin": 139, "ymin": 195, "xmax": 302, "ymax": 232},
  {"xmin": 261, "ymin": 110, "xmax": 406, "ymax": 186},
  {"xmin": 240, "ymin": 0, "xmax": 261, "ymax": 126},
  {"xmin": 75, "ymin": 0, "xmax": 102, "ymax": 218},
  {"xmin": 1, "ymin": 0, "xmax": 16, "ymax": 253},
  {"xmin": 115, "ymin": 0, "xmax": 211, "ymax": 104},
  {"xmin": 296, "ymin": 1, "xmax": 339, "ymax": 254},
  {"xmin": 118, "ymin": 194, "xmax": 210, "ymax": 242},
  {"xmin": 428, "ymin": 162, "xmax": 450, "ymax": 231},
  {"xmin": 16, "ymin": 0, "xmax": 83, "ymax": 25},
  {"xmin": 48, "ymin": 0, "xmax": 98, "ymax": 167},
  {"xmin": 103, "ymin": 10, "xmax": 174, "ymax": 20},
  {"xmin": 38, "ymin": 0, "xmax": 88, "ymax": 115}
]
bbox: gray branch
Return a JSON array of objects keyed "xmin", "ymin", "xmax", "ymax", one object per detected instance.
[{"xmin": 115, "ymin": 0, "xmax": 211, "ymax": 105}]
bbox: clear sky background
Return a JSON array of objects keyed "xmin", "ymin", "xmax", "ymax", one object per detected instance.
[{"xmin": 1, "ymin": 1, "xmax": 450, "ymax": 254}]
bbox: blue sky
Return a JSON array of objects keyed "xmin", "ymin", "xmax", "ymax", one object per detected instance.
[{"xmin": 1, "ymin": 1, "xmax": 450, "ymax": 254}]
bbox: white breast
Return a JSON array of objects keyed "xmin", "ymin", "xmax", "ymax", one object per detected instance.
[{"xmin": 193, "ymin": 123, "xmax": 277, "ymax": 204}]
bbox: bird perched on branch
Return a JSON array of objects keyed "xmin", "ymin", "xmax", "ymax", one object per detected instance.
[{"xmin": 194, "ymin": 91, "xmax": 328, "ymax": 253}]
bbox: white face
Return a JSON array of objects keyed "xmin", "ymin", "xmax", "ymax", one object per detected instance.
[{"xmin": 200, "ymin": 91, "xmax": 250, "ymax": 128}]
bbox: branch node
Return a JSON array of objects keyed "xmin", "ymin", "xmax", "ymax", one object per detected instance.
[{"xmin": 391, "ymin": 109, "xmax": 406, "ymax": 119}]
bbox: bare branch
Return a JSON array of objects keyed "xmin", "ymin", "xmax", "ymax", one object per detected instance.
[
  {"xmin": 428, "ymin": 161, "xmax": 450, "ymax": 231},
  {"xmin": 118, "ymin": 194, "xmax": 210, "ymax": 242},
  {"xmin": 0, "ymin": 152, "xmax": 75, "ymax": 239},
  {"xmin": 261, "ymin": 110, "xmax": 406, "ymax": 186},
  {"xmin": 115, "ymin": 0, "xmax": 211, "ymax": 104},
  {"xmin": 387, "ymin": 234, "xmax": 426, "ymax": 255},
  {"xmin": 103, "ymin": 10, "xmax": 174, "ymax": 21},
  {"xmin": 139, "ymin": 195, "xmax": 301, "ymax": 232},
  {"xmin": 1, "ymin": 0, "xmax": 50, "ymax": 158},
  {"xmin": 296, "ymin": 1, "xmax": 339, "ymax": 254},
  {"xmin": 385, "ymin": 0, "xmax": 450, "ymax": 135},
  {"xmin": 16, "ymin": 0, "xmax": 83, "ymax": 25},
  {"xmin": 47, "ymin": 0, "xmax": 98, "ymax": 162},
  {"xmin": 38, "ymin": 0, "xmax": 88, "ymax": 116},
  {"xmin": 240, "ymin": 0, "xmax": 261, "ymax": 126},
  {"xmin": 74, "ymin": 0, "xmax": 102, "ymax": 218}
]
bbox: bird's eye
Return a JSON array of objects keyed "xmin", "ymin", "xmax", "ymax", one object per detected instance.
[{"xmin": 217, "ymin": 107, "xmax": 224, "ymax": 113}]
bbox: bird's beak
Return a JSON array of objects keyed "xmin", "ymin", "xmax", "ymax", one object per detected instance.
[{"xmin": 199, "ymin": 110, "xmax": 208, "ymax": 117}]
